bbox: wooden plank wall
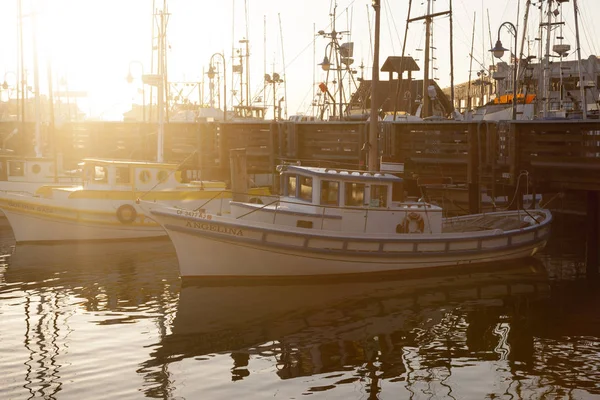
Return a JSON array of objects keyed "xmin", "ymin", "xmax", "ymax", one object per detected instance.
[
  {"xmin": 512, "ymin": 121, "xmax": 600, "ymax": 191},
  {"xmin": 2, "ymin": 120, "xmax": 600, "ymax": 193}
]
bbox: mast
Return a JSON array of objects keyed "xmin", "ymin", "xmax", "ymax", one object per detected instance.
[
  {"xmin": 449, "ymin": 0, "xmax": 455, "ymax": 112},
  {"xmin": 155, "ymin": 4, "xmax": 169, "ymax": 162},
  {"xmin": 279, "ymin": 13, "xmax": 288, "ymax": 120},
  {"xmin": 573, "ymin": 0, "xmax": 587, "ymax": 119},
  {"xmin": 407, "ymin": 2, "xmax": 451, "ymax": 118},
  {"xmin": 19, "ymin": 0, "xmax": 25, "ymax": 129},
  {"xmin": 423, "ymin": 0, "xmax": 432, "ymax": 117},
  {"xmin": 543, "ymin": 0, "xmax": 552, "ymax": 117},
  {"xmin": 368, "ymin": 0, "xmax": 381, "ymax": 171},
  {"xmin": 467, "ymin": 13, "xmax": 476, "ymax": 113},
  {"xmin": 149, "ymin": 0, "xmax": 156, "ymax": 122},
  {"xmin": 32, "ymin": 6, "xmax": 42, "ymax": 157},
  {"xmin": 393, "ymin": 0, "xmax": 412, "ymax": 120}
]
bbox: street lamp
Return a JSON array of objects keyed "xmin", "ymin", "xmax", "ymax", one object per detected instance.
[
  {"xmin": 490, "ymin": 21, "xmax": 518, "ymax": 120},
  {"xmin": 208, "ymin": 53, "xmax": 227, "ymax": 121},
  {"xmin": 1, "ymin": 71, "xmax": 17, "ymax": 103},
  {"xmin": 126, "ymin": 61, "xmax": 145, "ymax": 122}
]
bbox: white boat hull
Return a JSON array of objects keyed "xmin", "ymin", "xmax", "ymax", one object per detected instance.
[
  {"xmin": 2, "ymin": 206, "xmax": 163, "ymax": 242},
  {"xmin": 147, "ymin": 206, "xmax": 552, "ymax": 278}
]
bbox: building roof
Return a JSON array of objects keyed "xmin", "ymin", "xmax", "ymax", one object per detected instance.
[{"xmin": 381, "ymin": 56, "xmax": 420, "ymax": 73}]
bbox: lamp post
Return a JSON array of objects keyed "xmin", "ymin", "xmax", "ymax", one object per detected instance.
[
  {"xmin": 207, "ymin": 53, "xmax": 227, "ymax": 121},
  {"xmin": 318, "ymin": 41, "xmax": 345, "ymax": 119},
  {"xmin": 265, "ymin": 73, "xmax": 284, "ymax": 121},
  {"xmin": 490, "ymin": 21, "xmax": 518, "ymax": 120},
  {"xmin": 126, "ymin": 61, "xmax": 145, "ymax": 122}
]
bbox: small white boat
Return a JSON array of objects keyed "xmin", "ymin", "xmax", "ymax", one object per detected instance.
[
  {"xmin": 0, "ymin": 158, "xmax": 268, "ymax": 243},
  {"xmin": 143, "ymin": 164, "xmax": 552, "ymax": 278}
]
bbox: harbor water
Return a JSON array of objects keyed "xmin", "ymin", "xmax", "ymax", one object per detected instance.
[{"xmin": 0, "ymin": 215, "xmax": 599, "ymax": 399}]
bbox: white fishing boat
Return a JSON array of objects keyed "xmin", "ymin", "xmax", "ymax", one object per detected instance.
[
  {"xmin": 143, "ymin": 164, "xmax": 552, "ymax": 278},
  {"xmin": 0, "ymin": 158, "xmax": 267, "ymax": 242}
]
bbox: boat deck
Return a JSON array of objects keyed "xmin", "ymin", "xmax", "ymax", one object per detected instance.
[{"xmin": 443, "ymin": 213, "xmax": 534, "ymax": 233}]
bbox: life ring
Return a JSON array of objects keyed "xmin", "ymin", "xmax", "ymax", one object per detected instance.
[
  {"xmin": 116, "ymin": 204, "xmax": 137, "ymax": 224},
  {"xmin": 402, "ymin": 212, "xmax": 424, "ymax": 233}
]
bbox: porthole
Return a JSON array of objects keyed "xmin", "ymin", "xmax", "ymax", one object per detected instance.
[
  {"xmin": 31, "ymin": 164, "xmax": 41, "ymax": 174},
  {"xmin": 157, "ymin": 170, "xmax": 169, "ymax": 183},
  {"xmin": 139, "ymin": 170, "xmax": 151, "ymax": 183}
]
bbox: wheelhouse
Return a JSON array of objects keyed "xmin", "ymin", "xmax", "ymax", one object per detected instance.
[{"xmin": 278, "ymin": 165, "xmax": 404, "ymax": 209}]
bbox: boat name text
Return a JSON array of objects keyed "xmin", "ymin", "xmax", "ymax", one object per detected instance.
[
  {"xmin": 8, "ymin": 201, "xmax": 55, "ymax": 214},
  {"xmin": 186, "ymin": 221, "xmax": 243, "ymax": 236}
]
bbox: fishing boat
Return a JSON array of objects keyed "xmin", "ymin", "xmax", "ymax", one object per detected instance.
[
  {"xmin": 143, "ymin": 163, "xmax": 552, "ymax": 278},
  {"xmin": 0, "ymin": 158, "xmax": 267, "ymax": 242}
]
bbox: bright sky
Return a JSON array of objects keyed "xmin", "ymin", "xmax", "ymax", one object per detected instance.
[{"xmin": 1, "ymin": 0, "xmax": 599, "ymax": 120}]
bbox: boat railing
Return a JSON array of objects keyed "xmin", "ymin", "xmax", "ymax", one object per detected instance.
[{"xmin": 226, "ymin": 195, "xmax": 441, "ymax": 233}]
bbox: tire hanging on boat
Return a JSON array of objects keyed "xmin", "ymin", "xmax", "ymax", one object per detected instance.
[
  {"xmin": 402, "ymin": 212, "xmax": 425, "ymax": 233},
  {"xmin": 116, "ymin": 204, "xmax": 137, "ymax": 224}
]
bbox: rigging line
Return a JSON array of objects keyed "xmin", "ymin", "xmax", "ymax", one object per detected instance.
[
  {"xmin": 385, "ymin": 0, "xmax": 403, "ymax": 48},
  {"xmin": 382, "ymin": 0, "xmax": 396, "ymax": 54},
  {"xmin": 578, "ymin": 3, "xmax": 598, "ymax": 56}
]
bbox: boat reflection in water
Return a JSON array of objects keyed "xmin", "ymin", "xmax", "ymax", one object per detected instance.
[{"xmin": 145, "ymin": 259, "xmax": 556, "ymax": 398}]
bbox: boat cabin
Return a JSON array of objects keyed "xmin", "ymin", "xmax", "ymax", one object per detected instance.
[
  {"xmin": 230, "ymin": 164, "xmax": 443, "ymax": 234},
  {"xmin": 80, "ymin": 159, "xmax": 226, "ymax": 191}
]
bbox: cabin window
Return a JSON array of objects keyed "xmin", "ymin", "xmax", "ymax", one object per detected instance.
[
  {"xmin": 370, "ymin": 185, "xmax": 388, "ymax": 207},
  {"xmin": 299, "ymin": 176, "xmax": 313, "ymax": 202},
  {"xmin": 286, "ymin": 175, "xmax": 297, "ymax": 197},
  {"xmin": 296, "ymin": 220, "xmax": 313, "ymax": 229},
  {"xmin": 116, "ymin": 167, "xmax": 130, "ymax": 184},
  {"xmin": 345, "ymin": 182, "xmax": 365, "ymax": 207},
  {"xmin": 8, "ymin": 161, "xmax": 24, "ymax": 177},
  {"xmin": 94, "ymin": 166, "xmax": 108, "ymax": 183},
  {"xmin": 320, "ymin": 180, "xmax": 339, "ymax": 206},
  {"xmin": 31, "ymin": 164, "xmax": 41, "ymax": 175}
]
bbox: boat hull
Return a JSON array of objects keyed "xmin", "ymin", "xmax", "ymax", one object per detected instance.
[
  {"xmin": 2, "ymin": 205, "xmax": 164, "ymax": 242},
  {"xmin": 148, "ymin": 206, "xmax": 552, "ymax": 277},
  {"xmin": 0, "ymin": 191, "xmax": 233, "ymax": 242}
]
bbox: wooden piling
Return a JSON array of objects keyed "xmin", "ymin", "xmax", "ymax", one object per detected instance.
[
  {"xmin": 229, "ymin": 148, "xmax": 248, "ymax": 202},
  {"xmin": 586, "ymin": 191, "xmax": 600, "ymax": 277}
]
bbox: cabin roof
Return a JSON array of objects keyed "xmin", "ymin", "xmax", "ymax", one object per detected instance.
[
  {"xmin": 80, "ymin": 158, "xmax": 178, "ymax": 168},
  {"xmin": 281, "ymin": 165, "xmax": 402, "ymax": 183}
]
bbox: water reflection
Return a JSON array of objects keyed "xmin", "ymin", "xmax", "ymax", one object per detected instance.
[
  {"xmin": 144, "ymin": 261, "xmax": 556, "ymax": 398},
  {"xmin": 0, "ymin": 239, "xmax": 180, "ymax": 400}
]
